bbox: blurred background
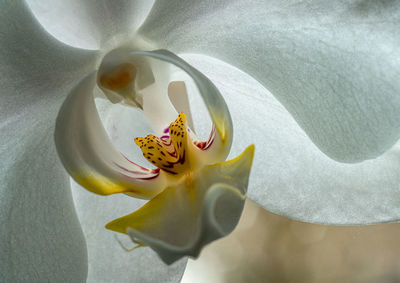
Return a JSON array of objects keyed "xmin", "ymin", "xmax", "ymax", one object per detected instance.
[{"xmin": 182, "ymin": 200, "xmax": 400, "ymax": 283}]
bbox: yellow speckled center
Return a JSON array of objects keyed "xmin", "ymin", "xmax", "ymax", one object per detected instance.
[{"xmin": 135, "ymin": 113, "xmax": 190, "ymax": 175}]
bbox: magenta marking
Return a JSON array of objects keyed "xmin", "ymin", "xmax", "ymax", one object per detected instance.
[
  {"xmin": 194, "ymin": 125, "xmax": 216, "ymax": 150},
  {"xmin": 122, "ymin": 154, "xmax": 150, "ymax": 171},
  {"xmin": 119, "ymin": 153, "xmax": 160, "ymax": 175},
  {"xmin": 203, "ymin": 126, "xmax": 216, "ymax": 150},
  {"xmin": 115, "ymin": 163, "xmax": 152, "ymax": 175},
  {"xmin": 120, "ymin": 171, "xmax": 160, "ymax": 181}
]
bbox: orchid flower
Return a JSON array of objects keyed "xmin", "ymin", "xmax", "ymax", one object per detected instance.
[
  {"xmin": 1, "ymin": 1, "xmax": 400, "ymax": 283},
  {"xmin": 55, "ymin": 46, "xmax": 255, "ymax": 265}
]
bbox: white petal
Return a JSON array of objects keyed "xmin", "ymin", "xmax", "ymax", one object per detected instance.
[
  {"xmin": 95, "ymin": 97, "xmax": 153, "ymax": 167},
  {"xmin": 180, "ymin": 54, "xmax": 400, "ymax": 224},
  {"xmin": 26, "ymin": 0, "xmax": 155, "ymax": 49},
  {"xmin": 140, "ymin": 0, "xmax": 400, "ymax": 162},
  {"xmin": 0, "ymin": 1, "xmax": 98, "ymax": 281}
]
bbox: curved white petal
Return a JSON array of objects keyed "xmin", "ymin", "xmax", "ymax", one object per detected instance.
[
  {"xmin": 55, "ymin": 73, "xmax": 168, "ymax": 199},
  {"xmin": 95, "ymin": 97, "xmax": 154, "ymax": 167},
  {"xmin": 26, "ymin": 0, "xmax": 155, "ymax": 49},
  {"xmin": 0, "ymin": 1, "xmax": 98, "ymax": 281},
  {"xmin": 140, "ymin": 0, "xmax": 400, "ymax": 163},
  {"xmin": 179, "ymin": 54, "xmax": 400, "ymax": 224}
]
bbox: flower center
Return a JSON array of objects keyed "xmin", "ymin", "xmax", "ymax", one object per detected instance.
[{"xmin": 135, "ymin": 113, "xmax": 191, "ymax": 175}]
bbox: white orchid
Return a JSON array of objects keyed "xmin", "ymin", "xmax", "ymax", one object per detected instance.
[
  {"xmin": 55, "ymin": 45, "xmax": 255, "ymax": 265},
  {"xmin": 1, "ymin": 1, "xmax": 400, "ymax": 282}
]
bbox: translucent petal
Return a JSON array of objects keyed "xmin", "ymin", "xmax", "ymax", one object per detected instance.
[
  {"xmin": 140, "ymin": 0, "xmax": 400, "ymax": 163},
  {"xmin": 168, "ymin": 81, "xmax": 195, "ymax": 131},
  {"xmin": 106, "ymin": 145, "xmax": 254, "ymax": 264},
  {"xmin": 0, "ymin": 1, "xmax": 98, "ymax": 281},
  {"xmin": 179, "ymin": 54, "xmax": 400, "ymax": 224},
  {"xmin": 55, "ymin": 73, "xmax": 168, "ymax": 199},
  {"xmin": 26, "ymin": 0, "xmax": 155, "ymax": 49},
  {"xmin": 94, "ymin": 97, "xmax": 153, "ymax": 167}
]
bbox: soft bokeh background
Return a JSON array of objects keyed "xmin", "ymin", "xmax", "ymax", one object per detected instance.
[{"xmin": 182, "ymin": 200, "xmax": 400, "ymax": 283}]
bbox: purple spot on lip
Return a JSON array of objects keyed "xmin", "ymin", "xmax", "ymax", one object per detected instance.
[
  {"xmin": 161, "ymin": 135, "xmax": 169, "ymax": 139},
  {"xmin": 163, "ymin": 126, "xmax": 169, "ymax": 134}
]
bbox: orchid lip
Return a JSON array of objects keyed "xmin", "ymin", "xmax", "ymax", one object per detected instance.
[{"xmin": 135, "ymin": 113, "xmax": 198, "ymax": 175}]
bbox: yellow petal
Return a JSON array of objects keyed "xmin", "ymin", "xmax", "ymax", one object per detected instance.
[{"xmin": 106, "ymin": 145, "xmax": 255, "ymax": 264}]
